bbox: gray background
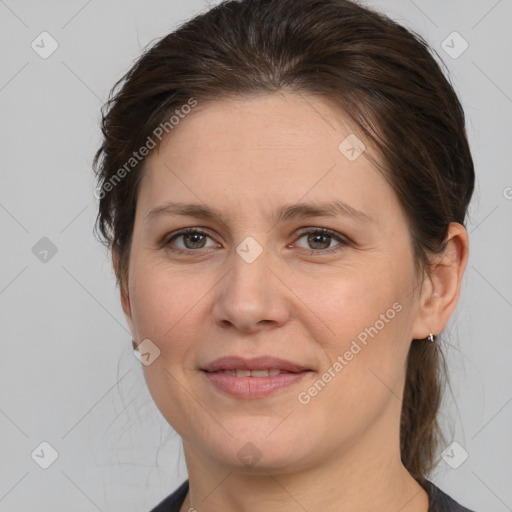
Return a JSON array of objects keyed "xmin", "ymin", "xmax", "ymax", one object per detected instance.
[{"xmin": 0, "ymin": 0, "xmax": 511, "ymax": 510}]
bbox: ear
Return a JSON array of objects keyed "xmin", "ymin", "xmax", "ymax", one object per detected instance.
[
  {"xmin": 411, "ymin": 222, "xmax": 469, "ymax": 340},
  {"xmin": 112, "ymin": 247, "xmax": 137, "ymax": 340}
]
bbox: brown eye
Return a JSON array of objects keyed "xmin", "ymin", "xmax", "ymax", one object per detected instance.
[
  {"xmin": 306, "ymin": 232, "xmax": 332, "ymax": 250},
  {"xmin": 294, "ymin": 228, "xmax": 349, "ymax": 253},
  {"xmin": 182, "ymin": 232, "xmax": 207, "ymax": 249},
  {"xmin": 165, "ymin": 228, "xmax": 218, "ymax": 252}
]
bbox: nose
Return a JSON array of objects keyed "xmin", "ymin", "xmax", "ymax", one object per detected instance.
[{"xmin": 211, "ymin": 246, "xmax": 291, "ymax": 333}]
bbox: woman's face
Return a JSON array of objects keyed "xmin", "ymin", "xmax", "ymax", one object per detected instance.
[{"xmin": 122, "ymin": 92, "xmax": 430, "ymax": 472}]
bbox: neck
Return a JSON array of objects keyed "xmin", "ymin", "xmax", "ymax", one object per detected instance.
[{"xmin": 179, "ymin": 415, "xmax": 429, "ymax": 512}]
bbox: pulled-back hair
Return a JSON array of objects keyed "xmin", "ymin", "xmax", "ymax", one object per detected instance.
[{"xmin": 93, "ymin": 0, "xmax": 474, "ymax": 486}]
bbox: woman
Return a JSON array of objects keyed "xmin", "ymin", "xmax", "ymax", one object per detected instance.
[{"xmin": 93, "ymin": 0, "xmax": 476, "ymax": 510}]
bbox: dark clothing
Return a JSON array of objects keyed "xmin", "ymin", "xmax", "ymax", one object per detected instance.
[
  {"xmin": 423, "ymin": 480, "xmax": 476, "ymax": 512},
  {"xmin": 149, "ymin": 478, "xmax": 476, "ymax": 511}
]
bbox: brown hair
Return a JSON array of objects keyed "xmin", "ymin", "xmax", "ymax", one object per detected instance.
[{"xmin": 93, "ymin": 0, "xmax": 474, "ymax": 486}]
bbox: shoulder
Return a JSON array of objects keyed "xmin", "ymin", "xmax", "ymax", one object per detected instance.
[
  {"xmin": 149, "ymin": 479, "xmax": 189, "ymax": 512},
  {"xmin": 424, "ymin": 479, "xmax": 477, "ymax": 512}
]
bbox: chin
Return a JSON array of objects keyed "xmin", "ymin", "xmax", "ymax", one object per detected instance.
[
  {"xmin": 212, "ymin": 443, "xmax": 310, "ymax": 474},
  {"xmin": 191, "ymin": 420, "xmax": 320, "ymax": 473}
]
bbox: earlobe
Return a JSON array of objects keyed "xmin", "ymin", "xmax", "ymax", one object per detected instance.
[{"xmin": 411, "ymin": 222, "xmax": 469, "ymax": 340}]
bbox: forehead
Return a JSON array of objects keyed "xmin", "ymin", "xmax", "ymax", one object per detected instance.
[
  {"xmin": 137, "ymin": 92, "xmax": 400, "ymax": 227},
  {"xmin": 155, "ymin": 92, "xmax": 355, "ymax": 156}
]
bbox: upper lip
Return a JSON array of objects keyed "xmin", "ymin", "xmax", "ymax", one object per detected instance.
[{"xmin": 201, "ymin": 356, "xmax": 311, "ymax": 373}]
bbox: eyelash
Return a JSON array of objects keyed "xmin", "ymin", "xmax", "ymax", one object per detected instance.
[{"xmin": 162, "ymin": 227, "xmax": 350, "ymax": 255}]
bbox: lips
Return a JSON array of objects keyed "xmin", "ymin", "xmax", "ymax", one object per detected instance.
[
  {"xmin": 201, "ymin": 356, "xmax": 312, "ymax": 398},
  {"xmin": 220, "ymin": 369, "xmax": 283, "ymax": 377},
  {"xmin": 201, "ymin": 355, "xmax": 310, "ymax": 374}
]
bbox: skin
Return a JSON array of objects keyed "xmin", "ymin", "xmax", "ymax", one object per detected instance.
[{"xmin": 116, "ymin": 92, "xmax": 469, "ymax": 512}]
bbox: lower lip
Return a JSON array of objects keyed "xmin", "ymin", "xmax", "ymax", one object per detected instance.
[{"xmin": 202, "ymin": 371, "xmax": 311, "ymax": 399}]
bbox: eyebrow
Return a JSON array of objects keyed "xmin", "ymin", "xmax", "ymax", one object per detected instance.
[{"xmin": 144, "ymin": 200, "xmax": 373, "ymax": 225}]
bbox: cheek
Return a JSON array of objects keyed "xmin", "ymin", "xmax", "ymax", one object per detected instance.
[
  {"xmin": 129, "ymin": 260, "xmax": 204, "ymax": 343},
  {"xmin": 300, "ymin": 259, "xmax": 406, "ymax": 350},
  {"xmin": 298, "ymin": 258, "xmax": 413, "ymax": 407},
  {"xmin": 128, "ymin": 263, "xmax": 210, "ymax": 435}
]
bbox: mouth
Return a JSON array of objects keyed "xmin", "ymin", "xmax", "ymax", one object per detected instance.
[
  {"xmin": 200, "ymin": 355, "xmax": 313, "ymax": 398},
  {"xmin": 209, "ymin": 368, "xmax": 295, "ymax": 377},
  {"xmin": 201, "ymin": 355, "xmax": 311, "ymax": 373}
]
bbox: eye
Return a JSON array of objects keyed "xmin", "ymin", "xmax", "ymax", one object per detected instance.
[
  {"xmin": 293, "ymin": 227, "xmax": 349, "ymax": 253},
  {"xmin": 162, "ymin": 227, "xmax": 350, "ymax": 255},
  {"xmin": 164, "ymin": 228, "xmax": 219, "ymax": 253}
]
